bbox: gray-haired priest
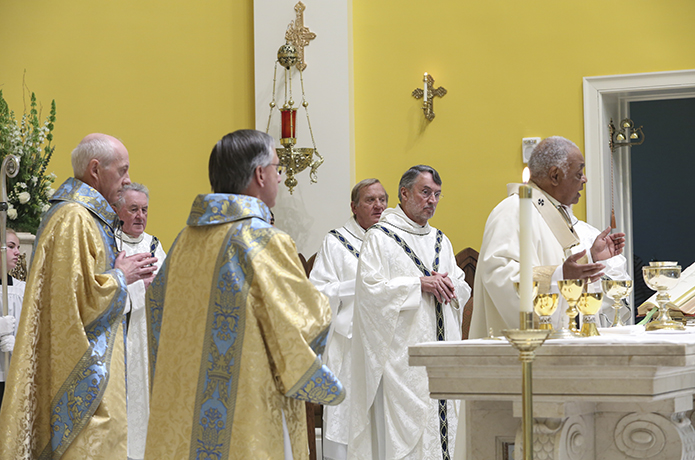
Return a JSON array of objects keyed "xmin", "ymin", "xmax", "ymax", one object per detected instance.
[
  {"xmin": 113, "ymin": 182, "xmax": 167, "ymax": 460},
  {"xmin": 144, "ymin": 129, "xmax": 344, "ymax": 460},
  {"xmin": 348, "ymin": 165, "xmax": 471, "ymax": 460},
  {"xmin": 470, "ymin": 136, "xmax": 628, "ymax": 339},
  {"xmin": 309, "ymin": 178, "xmax": 388, "ymax": 460}
]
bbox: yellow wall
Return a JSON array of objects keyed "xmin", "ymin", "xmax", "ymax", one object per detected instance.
[
  {"xmin": 2, "ymin": 1, "xmax": 695, "ymax": 253},
  {"xmin": 0, "ymin": 0, "xmax": 255, "ymax": 248},
  {"xmin": 352, "ymin": 0, "xmax": 695, "ymax": 252}
]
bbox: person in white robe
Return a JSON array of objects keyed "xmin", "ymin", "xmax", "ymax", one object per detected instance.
[
  {"xmin": 349, "ymin": 165, "xmax": 471, "ymax": 460},
  {"xmin": 310, "ymin": 178, "xmax": 388, "ymax": 460},
  {"xmin": 470, "ymin": 136, "xmax": 626, "ymax": 338},
  {"xmin": 0, "ymin": 229, "xmax": 26, "ymax": 406},
  {"xmin": 113, "ymin": 183, "xmax": 167, "ymax": 460}
]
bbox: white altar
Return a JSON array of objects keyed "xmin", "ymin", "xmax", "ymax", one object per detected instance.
[{"xmin": 409, "ymin": 327, "xmax": 695, "ymax": 460}]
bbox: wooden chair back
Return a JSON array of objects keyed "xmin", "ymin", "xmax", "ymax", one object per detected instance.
[{"xmin": 455, "ymin": 247, "xmax": 479, "ymax": 340}]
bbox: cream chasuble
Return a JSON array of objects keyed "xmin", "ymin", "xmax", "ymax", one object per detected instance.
[
  {"xmin": 309, "ymin": 216, "xmax": 365, "ymax": 458},
  {"xmin": 144, "ymin": 194, "xmax": 344, "ymax": 460},
  {"xmin": 470, "ymin": 182, "xmax": 628, "ymax": 338},
  {"xmin": 0, "ymin": 177, "xmax": 128, "ymax": 460},
  {"xmin": 348, "ymin": 206, "xmax": 470, "ymax": 460},
  {"xmin": 115, "ymin": 230, "xmax": 167, "ymax": 460}
]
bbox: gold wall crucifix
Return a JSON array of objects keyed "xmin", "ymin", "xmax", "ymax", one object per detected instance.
[
  {"xmin": 284, "ymin": 1, "xmax": 316, "ymax": 72},
  {"xmin": 412, "ymin": 73, "xmax": 447, "ymax": 121}
]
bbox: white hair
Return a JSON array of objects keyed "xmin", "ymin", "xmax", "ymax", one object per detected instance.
[
  {"xmin": 528, "ymin": 136, "xmax": 578, "ymax": 180},
  {"xmin": 71, "ymin": 136, "xmax": 118, "ymax": 178}
]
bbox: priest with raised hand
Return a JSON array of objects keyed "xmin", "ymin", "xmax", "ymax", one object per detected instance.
[
  {"xmin": 144, "ymin": 129, "xmax": 344, "ymax": 460},
  {"xmin": 113, "ymin": 182, "xmax": 167, "ymax": 460},
  {"xmin": 0, "ymin": 133, "xmax": 158, "ymax": 460},
  {"xmin": 469, "ymin": 136, "xmax": 627, "ymax": 338},
  {"xmin": 348, "ymin": 165, "xmax": 471, "ymax": 460},
  {"xmin": 310, "ymin": 178, "xmax": 388, "ymax": 460}
]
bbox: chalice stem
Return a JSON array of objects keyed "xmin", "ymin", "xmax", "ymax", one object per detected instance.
[{"xmin": 612, "ymin": 303, "xmax": 624, "ymax": 327}]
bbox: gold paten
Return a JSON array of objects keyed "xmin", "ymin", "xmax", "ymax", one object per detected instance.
[
  {"xmin": 534, "ymin": 293, "xmax": 559, "ymax": 331},
  {"xmin": 551, "ymin": 279, "xmax": 586, "ymax": 339},
  {"xmin": 601, "ymin": 279, "xmax": 633, "ymax": 327},
  {"xmin": 502, "ymin": 311, "xmax": 551, "ymax": 460},
  {"xmin": 643, "ymin": 262, "xmax": 684, "ymax": 331},
  {"xmin": 578, "ymin": 292, "xmax": 603, "ymax": 337}
]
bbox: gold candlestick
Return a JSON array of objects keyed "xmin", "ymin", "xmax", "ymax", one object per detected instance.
[{"xmin": 502, "ymin": 312, "xmax": 550, "ymax": 460}]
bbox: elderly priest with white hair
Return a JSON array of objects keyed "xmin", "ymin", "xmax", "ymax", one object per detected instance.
[
  {"xmin": 113, "ymin": 182, "xmax": 167, "ymax": 460},
  {"xmin": 470, "ymin": 136, "xmax": 628, "ymax": 338},
  {"xmin": 0, "ymin": 133, "xmax": 158, "ymax": 459},
  {"xmin": 310, "ymin": 178, "xmax": 388, "ymax": 460}
]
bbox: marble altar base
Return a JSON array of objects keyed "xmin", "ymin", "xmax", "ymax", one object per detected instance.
[{"xmin": 410, "ymin": 330, "xmax": 695, "ymax": 460}]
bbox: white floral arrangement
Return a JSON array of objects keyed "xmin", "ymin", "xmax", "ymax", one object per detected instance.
[{"xmin": 0, "ymin": 90, "xmax": 57, "ymax": 233}]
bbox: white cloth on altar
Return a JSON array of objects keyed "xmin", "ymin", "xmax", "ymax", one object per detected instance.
[
  {"xmin": 0, "ymin": 276, "xmax": 26, "ymax": 381},
  {"xmin": 309, "ymin": 216, "xmax": 365, "ymax": 459},
  {"xmin": 116, "ymin": 230, "xmax": 166, "ymax": 460},
  {"xmin": 348, "ymin": 205, "xmax": 471, "ymax": 460}
]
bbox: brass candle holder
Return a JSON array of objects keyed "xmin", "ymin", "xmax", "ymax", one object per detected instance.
[
  {"xmin": 578, "ymin": 292, "xmax": 603, "ymax": 337},
  {"xmin": 551, "ymin": 279, "xmax": 586, "ymax": 339},
  {"xmin": 601, "ymin": 279, "xmax": 633, "ymax": 327},
  {"xmin": 643, "ymin": 262, "xmax": 683, "ymax": 331}
]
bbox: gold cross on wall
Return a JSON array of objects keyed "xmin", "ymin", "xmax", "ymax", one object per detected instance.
[
  {"xmin": 412, "ymin": 73, "xmax": 447, "ymax": 121},
  {"xmin": 284, "ymin": 1, "xmax": 316, "ymax": 72}
]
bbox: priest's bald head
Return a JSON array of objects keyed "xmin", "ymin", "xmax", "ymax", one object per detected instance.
[
  {"xmin": 528, "ymin": 136, "xmax": 587, "ymax": 206},
  {"xmin": 209, "ymin": 130, "xmax": 282, "ymax": 208},
  {"xmin": 398, "ymin": 165, "xmax": 442, "ymax": 226},
  {"xmin": 72, "ymin": 133, "xmax": 131, "ymax": 205}
]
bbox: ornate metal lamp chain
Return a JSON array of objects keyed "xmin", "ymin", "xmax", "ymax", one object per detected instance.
[
  {"xmin": 299, "ymin": 70, "xmax": 317, "ymax": 150},
  {"xmin": 266, "ymin": 62, "xmax": 279, "ymax": 133}
]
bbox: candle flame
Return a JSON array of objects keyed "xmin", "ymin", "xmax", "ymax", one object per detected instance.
[{"xmin": 522, "ymin": 167, "xmax": 530, "ymax": 183}]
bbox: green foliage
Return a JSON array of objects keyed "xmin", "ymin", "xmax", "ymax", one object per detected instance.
[{"xmin": 0, "ymin": 90, "xmax": 57, "ymax": 233}]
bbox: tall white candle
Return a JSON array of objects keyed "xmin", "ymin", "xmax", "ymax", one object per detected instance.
[
  {"xmin": 423, "ymin": 73, "xmax": 428, "ymax": 104},
  {"xmin": 519, "ymin": 167, "xmax": 533, "ymax": 314}
]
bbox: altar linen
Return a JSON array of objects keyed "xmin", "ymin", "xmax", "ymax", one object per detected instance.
[
  {"xmin": 349, "ymin": 204, "xmax": 470, "ymax": 460},
  {"xmin": 0, "ymin": 177, "xmax": 128, "ymax": 459},
  {"xmin": 145, "ymin": 193, "xmax": 344, "ymax": 460}
]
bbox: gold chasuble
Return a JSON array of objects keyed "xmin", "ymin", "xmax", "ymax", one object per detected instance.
[
  {"xmin": 144, "ymin": 194, "xmax": 344, "ymax": 460},
  {"xmin": 0, "ymin": 177, "xmax": 128, "ymax": 459}
]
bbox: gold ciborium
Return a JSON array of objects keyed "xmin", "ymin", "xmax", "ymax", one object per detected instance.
[
  {"xmin": 534, "ymin": 294, "xmax": 559, "ymax": 331},
  {"xmin": 643, "ymin": 262, "xmax": 683, "ymax": 331},
  {"xmin": 578, "ymin": 292, "xmax": 603, "ymax": 337},
  {"xmin": 601, "ymin": 280, "xmax": 633, "ymax": 327},
  {"xmin": 551, "ymin": 279, "xmax": 586, "ymax": 339}
]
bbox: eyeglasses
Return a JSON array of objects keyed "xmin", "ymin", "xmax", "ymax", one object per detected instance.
[
  {"xmin": 270, "ymin": 163, "xmax": 286, "ymax": 175},
  {"xmin": 419, "ymin": 188, "xmax": 442, "ymax": 201}
]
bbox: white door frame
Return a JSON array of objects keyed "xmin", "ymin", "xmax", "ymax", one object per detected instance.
[{"xmin": 582, "ymin": 69, "xmax": 695, "ymax": 277}]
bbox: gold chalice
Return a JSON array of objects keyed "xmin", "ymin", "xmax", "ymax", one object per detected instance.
[
  {"xmin": 551, "ymin": 279, "xmax": 586, "ymax": 339},
  {"xmin": 601, "ymin": 280, "xmax": 633, "ymax": 327},
  {"xmin": 642, "ymin": 262, "xmax": 683, "ymax": 331},
  {"xmin": 577, "ymin": 292, "xmax": 603, "ymax": 337},
  {"xmin": 533, "ymin": 294, "xmax": 559, "ymax": 331},
  {"xmin": 513, "ymin": 281, "xmax": 540, "ymax": 300}
]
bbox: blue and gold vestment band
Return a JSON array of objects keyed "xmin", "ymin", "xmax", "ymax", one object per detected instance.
[
  {"xmin": 145, "ymin": 193, "xmax": 343, "ymax": 460},
  {"xmin": 0, "ymin": 177, "xmax": 128, "ymax": 460}
]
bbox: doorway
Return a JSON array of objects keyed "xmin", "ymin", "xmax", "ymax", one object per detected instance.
[{"xmin": 583, "ymin": 70, "xmax": 695, "ymax": 280}]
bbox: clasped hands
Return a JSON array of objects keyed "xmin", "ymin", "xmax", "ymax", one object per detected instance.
[
  {"xmin": 420, "ymin": 271, "xmax": 457, "ymax": 304},
  {"xmin": 563, "ymin": 227, "xmax": 626, "ymax": 283},
  {"xmin": 115, "ymin": 251, "xmax": 158, "ymax": 287}
]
